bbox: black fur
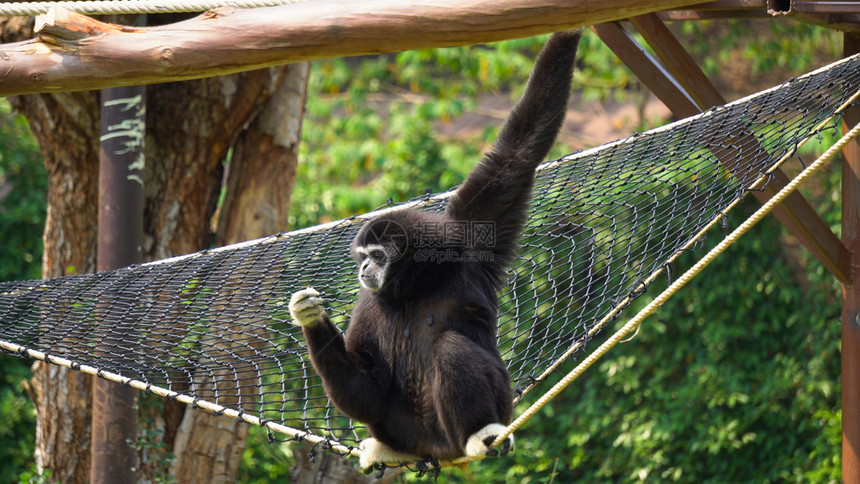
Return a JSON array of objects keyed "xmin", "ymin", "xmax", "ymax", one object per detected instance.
[{"xmin": 300, "ymin": 31, "xmax": 581, "ymax": 460}]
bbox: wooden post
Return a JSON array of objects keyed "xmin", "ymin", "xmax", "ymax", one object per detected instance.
[
  {"xmin": 842, "ymin": 31, "xmax": 860, "ymax": 484},
  {"xmin": 91, "ymin": 84, "xmax": 145, "ymax": 483}
]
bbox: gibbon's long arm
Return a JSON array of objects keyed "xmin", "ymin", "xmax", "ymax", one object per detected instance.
[
  {"xmin": 289, "ymin": 288, "xmax": 390, "ymax": 424},
  {"xmin": 445, "ymin": 30, "xmax": 581, "ymax": 270},
  {"xmin": 303, "ymin": 319, "xmax": 391, "ymax": 423}
]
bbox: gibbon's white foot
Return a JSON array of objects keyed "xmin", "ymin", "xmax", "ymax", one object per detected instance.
[
  {"xmin": 359, "ymin": 437, "xmax": 422, "ymax": 471},
  {"xmin": 465, "ymin": 423, "xmax": 514, "ymax": 458},
  {"xmin": 289, "ymin": 287, "xmax": 325, "ymax": 328}
]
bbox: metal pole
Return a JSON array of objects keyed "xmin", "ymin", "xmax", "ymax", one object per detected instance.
[
  {"xmin": 842, "ymin": 31, "xmax": 860, "ymax": 483},
  {"xmin": 91, "ymin": 84, "xmax": 145, "ymax": 483}
]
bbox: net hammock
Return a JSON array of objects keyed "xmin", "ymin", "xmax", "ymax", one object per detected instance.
[{"xmin": 1, "ymin": 53, "xmax": 858, "ymax": 464}]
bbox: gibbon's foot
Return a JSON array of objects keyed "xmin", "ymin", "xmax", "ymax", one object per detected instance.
[
  {"xmin": 359, "ymin": 437, "xmax": 422, "ymax": 472},
  {"xmin": 465, "ymin": 423, "xmax": 514, "ymax": 458},
  {"xmin": 289, "ymin": 287, "xmax": 325, "ymax": 328}
]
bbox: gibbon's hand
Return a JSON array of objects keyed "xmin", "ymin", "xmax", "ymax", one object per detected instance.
[{"xmin": 289, "ymin": 287, "xmax": 326, "ymax": 328}]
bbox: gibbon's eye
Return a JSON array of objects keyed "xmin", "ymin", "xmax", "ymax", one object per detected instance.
[{"xmin": 369, "ymin": 249, "xmax": 387, "ymax": 264}]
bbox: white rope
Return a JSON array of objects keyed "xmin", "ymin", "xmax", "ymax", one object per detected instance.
[
  {"xmin": 0, "ymin": 0, "xmax": 302, "ymax": 17},
  {"xmin": 0, "ymin": 338, "xmax": 363, "ymax": 457}
]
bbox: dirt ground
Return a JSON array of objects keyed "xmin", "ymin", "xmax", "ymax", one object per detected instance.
[
  {"xmin": 433, "ymin": 92, "xmax": 673, "ymax": 151},
  {"xmin": 433, "ymin": 27, "xmax": 843, "ymax": 152}
]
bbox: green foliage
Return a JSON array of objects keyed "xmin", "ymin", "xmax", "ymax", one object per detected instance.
[
  {"xmin": 238, "ymin": 429, "xmax": 296, "ymax": 483},
  {"xmin": 0, "ymin": 100, "xmax": 46, "ymax": 281},
  {"xmin": 678, "ymin": 19, "xmax": 842, "ymax": 77},
  {"xmin": 17, "ymin": 468, "xmax": 55, "ymax": 484},
  {"xmin": 739, "ymin": 20, "xmax": 841, "ymax": 75},
  {"xmin": 137, "ymin": 396, "xmax": 177, "ymax": 483},
  {"xmin": 0, "ymin": 98, "xmax": 45, "ymax": 483},
  {"xmin": 0, "ymin": 355, "xmax": 39, "ymax": 483},
  {"xmin": 576, "ymin": 31, "xmax": 647, "ymax": 104},
  {"xmin": 291, "ymin": 31, "xmax": 639, "ymax": 229}
]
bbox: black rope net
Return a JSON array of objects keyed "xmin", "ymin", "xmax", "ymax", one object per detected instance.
[{"xmin": 1, "ymin": 54, "xmax": 858, "ymax": 457}]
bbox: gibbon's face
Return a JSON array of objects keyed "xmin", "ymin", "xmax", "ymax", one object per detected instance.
[
  {"xmin": 355, "ymin": 244, "xmax": 391, "ymax": 292},
  {"xmin": 352, "ymin": 216, "xmax": 410, "ymax": 293}
]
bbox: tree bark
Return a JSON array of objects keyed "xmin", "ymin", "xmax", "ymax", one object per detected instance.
[
  {"xmin": 0, "ymin": 0, "xmax": 706, "ymax": 96},
  {"xmin": 1, "ymin": 13, "xmax": 313, "ymax": 481},
  {"xmin": 0, "ymin": 14, "xmax": 102, "ymax": 477},
  {"xmin": 215, "ymin": 62, "xmax": 308, "ymax": 244},
  {"xmin": 168, "ymin": 62, "xmax": 310, "ymax": 483},
  {"xmin": 17, "ymin": 88, "xmax": 100, "ymax": 484}
]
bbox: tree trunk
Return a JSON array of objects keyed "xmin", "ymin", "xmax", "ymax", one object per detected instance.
[
  {"xmin": 1, "ymin": 14, "xmax": 320, "ymax": 481},
  {"xmin": 215, "ymin": 62, "xmax": 309, "ymax": 245},
  {"xmin": 167, "ymin": 63, "xmax": 310, "ymax": 483},
  {"xmin": 11, "ymin": 82, "xmax": 101, "ymax": 484}
]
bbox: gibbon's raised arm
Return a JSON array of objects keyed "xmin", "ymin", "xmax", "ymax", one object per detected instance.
[{"xmin": 445, "ymin": 30, "xmax": 581, "ymax": 268}]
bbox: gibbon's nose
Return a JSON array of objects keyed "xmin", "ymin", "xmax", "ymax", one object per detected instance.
[{"xmin": 360, "ymin": 259, "xmax": 371, "ymax": 274}]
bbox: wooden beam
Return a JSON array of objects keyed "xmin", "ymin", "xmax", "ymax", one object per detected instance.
[
  {"xmin": 631, "ymin": 13, "xmax": 850, "ymax": 283},
  {"xmin": 841, "ymin": 28, "xmax": 860, "ymax": 484},
  {"xmin": 659, "ymin": 0, "xmax": 860, "ymax": 30},
  {"xmin": 596, "ymin": 16, "xmax": 851, "ymax": 283},
  {"xmin": 628, "ymin": 14, "xmax": 725, "ymax": 109},
  {"xmin": 0, "ymin": 0, "xmax": 707, "ymax": 96},
  {"xmin": 591, "ymin": 22, "xmax": 701, "ymax": 115},
  {"xmin": 794, "ymin": 1, "xmax": 860, "ymax": 14},
  {"xmin": 659, "ymin": 9, "xmax": 771, "ymax": 19},
  {"xmin": 658, "ymin": 0, "xmax": 768, "ymax": 20}
]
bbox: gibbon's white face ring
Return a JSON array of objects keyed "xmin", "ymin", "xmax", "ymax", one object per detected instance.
[{"xmin": 356, "ymin": 244, "xmax": 389, "ymax": 292}]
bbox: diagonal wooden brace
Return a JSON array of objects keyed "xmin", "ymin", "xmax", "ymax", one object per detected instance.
[{"xmin": 594, "ymin": 16, "xmax": 851, "ymax": 283}]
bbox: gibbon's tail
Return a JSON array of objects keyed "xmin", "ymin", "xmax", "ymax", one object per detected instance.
[{"xmin": 492, "ymin": 29, "xmax": 582, "ymax": 166}]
